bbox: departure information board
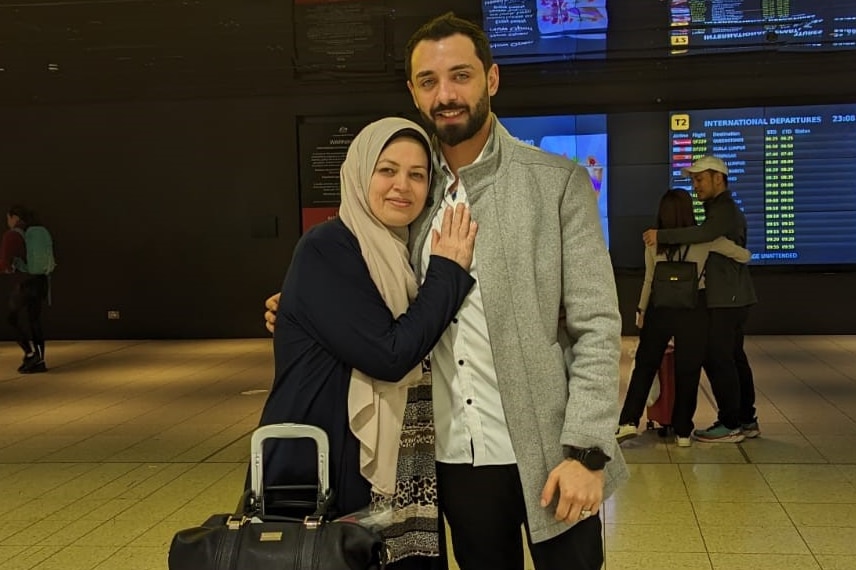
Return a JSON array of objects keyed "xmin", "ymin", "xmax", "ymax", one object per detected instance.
[
  {"xmin": 669, "ymin": 104, "xmax": 856, "ymax": 265},
  {"xmin": 669, "ymin": 0, "xmax": 856, "ymax": 54}
]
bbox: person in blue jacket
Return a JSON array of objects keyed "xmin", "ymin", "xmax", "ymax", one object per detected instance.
[{"xmin": 256, "ymin": 117, "xmax": 477, "ymax": 569}]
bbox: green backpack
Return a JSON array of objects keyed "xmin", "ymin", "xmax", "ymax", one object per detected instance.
[{"xmin": 13, "ymin": 226, "xmax": 57, "ymax": 275}]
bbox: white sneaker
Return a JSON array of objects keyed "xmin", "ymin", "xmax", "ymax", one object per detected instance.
[
  {"xmin": 675, "ymin": 436, "xmax": 692, "ymax": 447},
  {"xmin": 615, "ymin": 424, "xmax": 638, "ymax": 443}
]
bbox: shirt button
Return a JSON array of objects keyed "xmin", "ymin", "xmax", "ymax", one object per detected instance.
[
  {"xmin": 458, "ymin": 359, "xmax": 464, "ymax": 366},
  {"xmin": 466, "ymin": 399, "xmax": 473, "ymax": 405},
  {"xmin": 452, "ymin": 318, "xmax": 459, "ymax": 324}
]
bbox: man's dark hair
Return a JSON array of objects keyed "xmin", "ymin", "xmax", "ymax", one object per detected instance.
[
  {"xmin": 404, "ymin": 12, "xmax": 494, "ymax": 82},
  {"xmin": 704, "ymin": 168, "xmax": 729, "ymax": 188}
]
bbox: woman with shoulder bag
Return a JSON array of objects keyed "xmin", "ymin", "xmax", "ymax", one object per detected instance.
[{"xmin": 615, "ymin": 189, "xmax": 750, "ymax": 447}]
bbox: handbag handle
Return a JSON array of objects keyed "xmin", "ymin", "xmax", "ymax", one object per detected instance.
[
  {"xmin": 250, "ymin": 424, "xmax": 332, "ymax": 517},
  {"xmin": 665, "ymin": 244, "xmax": 691, "ymax": 262}
]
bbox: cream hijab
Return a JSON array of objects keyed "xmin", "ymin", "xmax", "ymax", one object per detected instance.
[{"xmin": 338, "ymin": 117, "xmax": 432, "ymax": 496}]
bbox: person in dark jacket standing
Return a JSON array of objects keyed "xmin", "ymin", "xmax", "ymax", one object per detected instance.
[
  {"xmin": 1, "ymin": 204, "xmax": 49, "ymax": 374},
  {"xmin": 643, "ymin": 155, "xmax": 758, "ymax": 442},
  {"xmin": 257, "ymin": 117, "xmax": 477, "ymax": 570}
]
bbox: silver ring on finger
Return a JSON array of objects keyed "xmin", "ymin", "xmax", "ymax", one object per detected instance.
[{"xmin": 579, "ymin": 509, "xmax": 592, "ymax": 520}]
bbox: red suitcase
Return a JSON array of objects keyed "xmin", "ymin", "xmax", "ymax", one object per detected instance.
[{"xmin": 646, "ymin": 345, "xmax": 675, "ymax": 433}]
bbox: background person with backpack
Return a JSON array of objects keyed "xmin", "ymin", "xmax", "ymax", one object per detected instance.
[
  {"xmin": 616, "ymin": 190, "xmax": 750, "ymax": 447},
  {"xmin": 0, "ymin": 204, "xmax": 55, "ymax": 373}
]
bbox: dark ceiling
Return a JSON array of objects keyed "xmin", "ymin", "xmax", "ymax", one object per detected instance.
[
  {"xmin": 3, "ymin": 1, "xmax": 856, "ymax": 108},
  {"xmin": 0, "ymin": 0, "xmax": 295, "ymax": 103}
]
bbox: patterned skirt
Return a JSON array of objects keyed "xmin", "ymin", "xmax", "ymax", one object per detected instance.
[{"xmin": 370, "ymin": 368, "xmax": 439, "ymax": 564}]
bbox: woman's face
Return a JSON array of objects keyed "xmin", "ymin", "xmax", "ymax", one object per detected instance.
[{"xmin": 368, "ymin": 137, "xmax": 430, "ymax": 228}]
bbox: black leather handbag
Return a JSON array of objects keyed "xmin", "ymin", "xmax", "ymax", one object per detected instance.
[
  {"xmin": 651, "ymin": 245, "xmax": 700, "ymax": 309},
  {"xmin": 168, "ymin": 424, "xmax": 387, "ymax": 570}
]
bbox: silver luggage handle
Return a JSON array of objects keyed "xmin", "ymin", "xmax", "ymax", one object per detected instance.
[{"xmin": 250, "ymin": 423, "xmax": 330, "ymax": 503}]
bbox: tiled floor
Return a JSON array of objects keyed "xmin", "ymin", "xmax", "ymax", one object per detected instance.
[{"xmin": 0, "ymin": 336, "xmax": 854, "ymax": 569}]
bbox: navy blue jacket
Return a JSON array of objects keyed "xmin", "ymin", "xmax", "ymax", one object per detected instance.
[{"xmin": 257, "ymin": 218, "xmax": 474, "ymax": 516}]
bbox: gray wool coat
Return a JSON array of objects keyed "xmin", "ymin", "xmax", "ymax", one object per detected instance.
[{"xmin": 409, "ymin": 116, "xmax": 629, "ymax": 544}]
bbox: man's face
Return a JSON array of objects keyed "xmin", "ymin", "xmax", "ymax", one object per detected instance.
[
  {"xmin": 406, "ymin": 34, "xmax": 498, "ymax": 147},
  {"xmin": 690, "ymin": 170, "xmax": 722, "ymax": 202}
]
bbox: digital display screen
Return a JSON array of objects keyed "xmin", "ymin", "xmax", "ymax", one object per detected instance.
[
  {"xmin": 484, "ymin": 0, "xmax": 608, "ymax": 63},
  {"xmin": 501, "ymin": 114, "xmax": 609, "ymax": 247},
  {"xmin": 669, "ymin": 0, "xmax": 856, "ymax": 54},
  {"xmin": 669, "ymin": 104, "xmax": 856, "ymax": 265}
]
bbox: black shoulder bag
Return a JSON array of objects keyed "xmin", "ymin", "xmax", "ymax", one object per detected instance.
[
  {"xmin": 168, "ymin": 424, "xmax": 387, "ymax": 570},
  {"xmin": 650, "ymin": 245, "xmax": 699, "ymax": 309}
]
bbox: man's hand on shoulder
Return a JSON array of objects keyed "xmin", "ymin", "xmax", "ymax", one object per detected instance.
[
  {"xmin": 264, "ymin": 293, "xmax": 280, "ymax": 334},
  {"xmin": 539, "ymin": 459, "xmax": 605, "ymax": 524},
  {"xmin": 642, "ymin": 229, "xmax": 658, "ymax": 248}
]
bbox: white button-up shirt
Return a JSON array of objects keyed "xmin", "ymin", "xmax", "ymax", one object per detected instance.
[{"xmin": 420, "ymin": 154, "xmax": 517, "ymax": 466}]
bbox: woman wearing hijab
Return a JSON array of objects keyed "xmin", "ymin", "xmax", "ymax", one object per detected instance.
[{"xmin": 256, "ymin": 117, "xmax": 477, "ymax": 569}]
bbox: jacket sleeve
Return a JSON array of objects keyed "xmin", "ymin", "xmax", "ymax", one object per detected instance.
[
  {"xmin": 558, "ymin": 165, "xmax": 623, "ymax": 451},
  {"xmin": 283, "ymin": 233, "xmax": 474, "ymax": 382},
  {"xmin": 0, "ymin": 229, "xmax": 25, "ymax": 273},
  {"xmin": 708, "ymin": 236, "xmax": 751, "ymax": 263},
  {"xmin": 637, "ymin": 246, "xmax": 657, "ymax": 312},
  {"xmin": 657, "ymin": 202, "xmax": 736, "ymax": 245}
]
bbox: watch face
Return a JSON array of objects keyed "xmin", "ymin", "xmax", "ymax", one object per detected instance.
[
  {"xmin": 564, "ymin": 445, "xmax": 610, "ymax": 469},
  {"xmin": 572, "ymin": 446, "xmax": 608, "ymax": 470},
  {"xmin": 585, "ymin": 450, "xmax": 607, "ymax": 470}
]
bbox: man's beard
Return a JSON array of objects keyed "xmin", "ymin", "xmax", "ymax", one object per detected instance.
[{"xmin": 420, "ymin": 91, "xmax": 490, "ymax": 147}]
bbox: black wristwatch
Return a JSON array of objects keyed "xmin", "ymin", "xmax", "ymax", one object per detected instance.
[{"xmin": 563, "ymin": 446, "xmax": 611, "ymax": 471}]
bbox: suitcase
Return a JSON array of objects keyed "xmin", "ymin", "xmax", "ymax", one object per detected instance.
[
  {"xmin": 168, "ymin": 423, "xmax": 387, "ymax": 570},
  {"xmin": 646, "ymin": 345, "xmax": 675, "ymax": 435}
]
